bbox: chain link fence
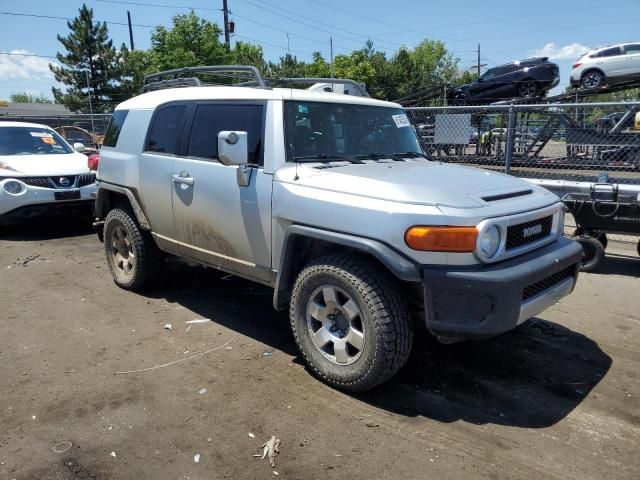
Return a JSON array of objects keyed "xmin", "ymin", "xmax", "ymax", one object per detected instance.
[
  {"xmin": 406, "ymin": 102, "xmax": 640, "ymax": 245},
  {"xmin": 406, "ymin": 102, "xmax": 640, "ymax": 185},
  {"xmin": 0, "ymin": 113, "xmax": 112, "ymax": 149}
]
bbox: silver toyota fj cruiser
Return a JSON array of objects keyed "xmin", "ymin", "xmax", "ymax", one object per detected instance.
[{"xmin": 94, "ymin": 66, "xmax": 582, "ymax": 392}]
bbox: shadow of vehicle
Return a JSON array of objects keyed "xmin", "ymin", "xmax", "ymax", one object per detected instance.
[
  {"xmin": 357, "ymin": 318, "xmax": 611, "ymax": 427},
  {"xmin": 145, "ymin": 258, "xmax": 611, "ymax": 428},
  {"xmin": 590, "ymin": 253, "xmax": 640, "ymax": 278},
  {"xmin": 0, "ymin": 216, "xmax": 94, "ymax": 241}
]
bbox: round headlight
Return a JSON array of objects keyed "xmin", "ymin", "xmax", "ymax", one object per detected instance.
[
  {"xmin": 3, "ymin": 180, "xmax": 24, "ymax": 195},
  {"xmin": 480, "ymin": 225, "xmax": 501, "ymax": 258}
]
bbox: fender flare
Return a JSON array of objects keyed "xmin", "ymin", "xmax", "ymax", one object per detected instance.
[
  {"xmin": 273, "ymin": 225, "xmax": 421, "ymax": 310},
  {"xmin": 95, "ymin": 181, "xmax": 151, "ymax": 230}
]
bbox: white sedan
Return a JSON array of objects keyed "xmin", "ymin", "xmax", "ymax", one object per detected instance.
[
  {"xmin": 571, "ymin": 43, "xmax": 640, "ymax": 89},
  {"xmin": 0, "ymin": 121, "xmax": 96, "ymax": 225}
]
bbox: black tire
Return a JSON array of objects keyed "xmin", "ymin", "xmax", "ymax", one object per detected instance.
[
  {"xmin": 573, "ymin": 236, "xmax": 605, "ymax": 273},
  {"xmin": 103, "ymin": 207, "xmax": 161, "ymax": 290},
  {"xmin": 289, "ymin": 254, "xmax": 413, "ymax": 392},
  {"xmin": 518, "ymin": 80, "xmax": 538, "ymax": 98},
  {"xmin": 572, "ymin": 229, "xmax": 607, "ymax": 250},
  {"xmin": 637, "ymin": 239, "xmax": 640, "ymax": 257},
  {"xmin": 581, "ymin": 70, "xmax": 605, "ymax": 89}
]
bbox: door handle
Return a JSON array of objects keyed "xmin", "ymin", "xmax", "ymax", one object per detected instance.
[{"xmin": 172, "ymin": 172, "xmax": 194, "ymax": 186}]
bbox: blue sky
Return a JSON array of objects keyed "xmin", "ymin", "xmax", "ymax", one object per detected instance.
[{"xmin": 1, "ymin": 0, "xmax": 639, "ymax": 102}]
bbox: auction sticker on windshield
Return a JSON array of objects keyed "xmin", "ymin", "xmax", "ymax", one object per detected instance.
[{"xmin": 392, "ymin": 114, "xmax": 410, "ymax": 128}]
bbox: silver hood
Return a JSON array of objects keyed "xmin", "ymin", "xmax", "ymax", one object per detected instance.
[{"xmin": 275, "ymin": 161, "xmax": 553, "ymax": 209}]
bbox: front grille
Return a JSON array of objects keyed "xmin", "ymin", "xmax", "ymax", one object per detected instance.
[
  {"xmin": 77, "ymin": 173, "xmax": 96, "ymax": 187},
  {"xmin": 506, "ymin": 215, "xmax": 553, "ymax": 250},
  {"xmin": 21, "ymin": 177, "xmax": 51, "ymax": 188},
  {"xmin": 522, "ymin": 266, "xmax": 575, "ymax": 301},
  {"xmin": 49, "ymin": 176, "xmax": 76, "ymax": 188}
]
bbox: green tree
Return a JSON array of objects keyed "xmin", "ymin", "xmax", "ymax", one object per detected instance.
[
  {"xmin": 267, "ymin": 54, "xmax": 306, "ymax": 78},
  {"xmin": 149, "ymin": 12, "xmax": 230, "ymax": 71},
  {"xmin": 10, "ymin": 92, "xmax": 53, "ymax": 104},
  {"xmin": 50, "ymin": 4, "xmax": 122, "ymax": 112},
  {"xmin": 231, "ymin": 41, "xmax": 266, "ymax": 72}
]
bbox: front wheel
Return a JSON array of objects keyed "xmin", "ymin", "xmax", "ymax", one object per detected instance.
[
  {"xmin": 582, "ymin": 70, "xmax": 605, "ymax": 89},
  {"xmin": 518, "ymin": 80, "xmax": 538, "ymax": 98},
  {"xmin": 104, "ymin": 208, "xmax": 161, "ymax": 290},
  {"xmin": 289, "ymin": 254, "xmax": 414, "ymax": 392}
]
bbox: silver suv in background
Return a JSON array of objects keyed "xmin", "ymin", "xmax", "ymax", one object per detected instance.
[
  {"xmin": 94, "ymin": 67, "xmax": 582, "ymax": 391},
  {"xmin": 571, "ymin": 42, "xmax": 640, "ymax": 89}
]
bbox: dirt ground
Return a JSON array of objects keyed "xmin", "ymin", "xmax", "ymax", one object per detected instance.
[{"xmin": 1, "ymin": 219, "xmax": 639, "ymax": 480}]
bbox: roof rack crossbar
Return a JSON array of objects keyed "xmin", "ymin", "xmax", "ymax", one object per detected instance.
[
  {"xmin": 272, "ymin": 77, "xmax": 370, "ymax": 97},
  {"xmin": 142, "ymin": 65, "xmax": 267, "ymax": 92}
]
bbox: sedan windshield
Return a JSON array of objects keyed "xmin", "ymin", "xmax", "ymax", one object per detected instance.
[
  {"xmin": 0, "ymin": 127, "xmax": 73, "ymax": 156},
  {"xmin": 284, "ymin": 101, "xmax": 422, "ymax": 162}
]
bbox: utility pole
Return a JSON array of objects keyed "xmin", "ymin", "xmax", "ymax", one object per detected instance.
[
  {"xmin": 330, "ymin": 37, "xmax": 334, "ymax": 78},
  {"xmin": 223, "ymin": 0, "xmax": 230, "ymax": 49},
  {"xmin": 85, "ymin": 70, "xmax": 95, "ymax": 138},
  {"xmin": 286, "ymin": 33, "xmax": 290, "ymax": 52},
  {"xmin": 127, "ymin": 11, "xmax": 135, "ymax": 50},
  {"xmin": 476, "ymin": 43, "xmax": 487, "ymax": 78}
]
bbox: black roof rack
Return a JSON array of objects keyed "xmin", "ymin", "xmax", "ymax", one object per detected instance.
[
  {"xmin": 142, "ymin": 65, "xmax": 267, "ymax": 92},
  {"xmin": 142, "ymin": 65, "xmax": 370, "ymax": 96}
]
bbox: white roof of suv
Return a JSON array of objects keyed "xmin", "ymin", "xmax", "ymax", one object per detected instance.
[{"xmin": 116, "ymin": 86, "xmax": 401, "ymax": 111}]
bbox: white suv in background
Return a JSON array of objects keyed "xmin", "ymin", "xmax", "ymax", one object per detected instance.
[
  {"xmin": 0, "ymin": 122, "xmax": 96, "ymax": 225},
  {"xmin": 571, "ymin": 42, "xmax": 640, "ymax": 89}
]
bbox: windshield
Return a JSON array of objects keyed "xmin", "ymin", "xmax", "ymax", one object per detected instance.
[
  {"xmin": 284, "ymin": 101, "xmax": 422, "ymax": 162},
  {"xmin": 0, "ymin": 126, "xmax": 73, "ymax": 156}
]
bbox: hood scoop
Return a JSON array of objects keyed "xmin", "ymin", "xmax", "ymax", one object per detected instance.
[{"xmin": 481, "ymin": 189, "xmax": 533, "ymax": 202}]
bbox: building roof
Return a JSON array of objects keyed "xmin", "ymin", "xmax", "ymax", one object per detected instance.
[{"xmin": 0, "ymin": 102, "xmax": 72, "ymax": 116}]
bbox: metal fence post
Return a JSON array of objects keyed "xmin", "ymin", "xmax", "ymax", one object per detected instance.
[{"xmin": 504, "ymin": 105, "xmax": 516, "ymax": 174}]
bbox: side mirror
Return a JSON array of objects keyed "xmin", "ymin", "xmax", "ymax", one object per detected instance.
[
  {"xmin": 73, "ymin": 142, "xmax": 86, "ymax": 153},
  {"xmin": 217, "ymin": 131, "xmax": 248, "ymax": 166}
]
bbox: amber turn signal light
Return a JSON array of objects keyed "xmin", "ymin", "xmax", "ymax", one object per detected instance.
[{"xmin": 405, "ymin": 226, "xmax": 478, "ymax": 252}]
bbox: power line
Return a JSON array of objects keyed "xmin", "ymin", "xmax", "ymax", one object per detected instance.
[
  {"xmin": 236, "ymin": 0, "xmax": 407, "ymax": 50},
  {"xmin": 0, "ymin": 52, "xmax": 57, "ymax": 59},
  {"xmin": 230, "ymin": 12, "xmax": 351, "ymax": 54},
  {"xmin": 0, "ymin": 11, "xmax": 156, "ymax": 28},
  {"xmin": 96, "ymin": 0, "xmax": 222, "ymax": 12}
]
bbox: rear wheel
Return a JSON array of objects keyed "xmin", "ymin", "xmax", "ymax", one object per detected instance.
[
  {"xmin": 289, "ymin": 254, "xmax": 413, "ymax": 392},
  {"xmin": 104, "ymin": 208, "xmax": 161, "ymax": 290},
  {"xmin": 582, "ymin": 70, "xmax": 605, "ymax": 89},
  {"xmin": 573, "ymin": 236, "xmax": 605, "ymax": 272},
  {"xmin": 518, "ymin": 80, "xmax": 538, "ymax": 98}
]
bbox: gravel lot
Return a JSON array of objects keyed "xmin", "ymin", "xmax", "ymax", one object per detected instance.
[{"xmin": 1, "ymin": 219, "xmax": 639, "ymax": 480}]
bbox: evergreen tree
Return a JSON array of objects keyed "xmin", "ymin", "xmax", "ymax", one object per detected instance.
[{"xmin": 50, "ymin": 4, "xmax": 122, "ymax": 113}]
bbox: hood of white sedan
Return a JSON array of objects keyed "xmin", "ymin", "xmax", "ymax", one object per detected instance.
[{"xmin": 0, "ymin": 152, "xmax": 90, "ymax": 176}]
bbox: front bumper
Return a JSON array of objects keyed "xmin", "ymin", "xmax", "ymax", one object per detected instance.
[
  {"xmin": 0, "ymin": 178, "xmax": 96, "ymax": 224},
  {"xmin": 422, "ymin": 237, "xmax": 582, "ymax": 339}
]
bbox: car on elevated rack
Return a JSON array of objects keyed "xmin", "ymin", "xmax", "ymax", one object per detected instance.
[
  {"xmin": 571, "ymin": 43, "xmax": 640, "ymax": 89},
  {"xmin": 94, "ymin": 66, "xmax": 582, "ymax": 392},
  {"xmin": 448, "ymin": 57, "xmax": 560, "ymax": 104},
  {"xmin": 0, "ymin": 121, "xmax": 96, "ymax": 225}
]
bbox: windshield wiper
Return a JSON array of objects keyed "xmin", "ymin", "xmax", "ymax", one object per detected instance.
[
  {"xmin": 354, "ymin": 153, "xmax": 406, "ymax": 162},
  {"xmin": 393, "ymin": 151, "xmax": 430, "ymax": 159},
  {"xmin": 292, "ymin": 154, "xmax": 364, "ymax": 164}
]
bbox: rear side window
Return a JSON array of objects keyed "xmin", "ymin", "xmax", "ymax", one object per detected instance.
[
  {"xmin": 186, "ymin": 104, "xmax": 263, "ymax": 165},
  {"xmin": 594, "ymin": 47, "xmax": 621, "ymax": 58},
  {"xmin": 103, "ymin": 110, "xmax": 129, "ymax": 148},
  {"xmin": 145, "ymin": 104, "xmax": 186, "ymax": 155},
  {"xmin": 624, "ymin": 44, "xmax": 640, "ymax": 54}
]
